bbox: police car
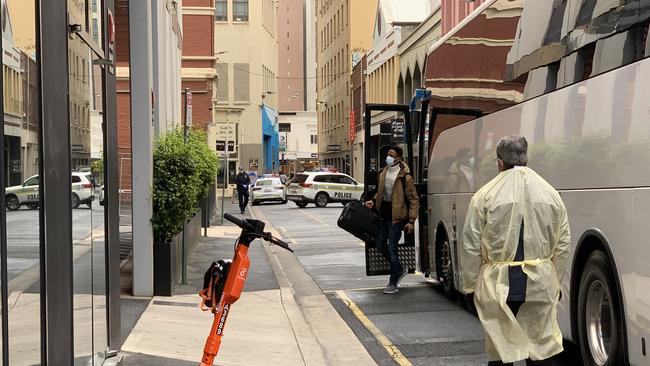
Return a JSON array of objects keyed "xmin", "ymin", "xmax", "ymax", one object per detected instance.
[
  {"xmin": 5, "ymin": 172, "xmax": 96, "ymax": 211},
  {"xmin": 286, "ymin": 172, "xmax": 363, "ymax": 208}
]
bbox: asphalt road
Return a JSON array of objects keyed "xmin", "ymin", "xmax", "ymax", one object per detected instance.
[
  {"xmin": 258, "ymin": 201, "xmax": 582, "ymax": 366},
  {"xmin": 5, "ymin": 205, "xmax": 105, "ymax": 282}
]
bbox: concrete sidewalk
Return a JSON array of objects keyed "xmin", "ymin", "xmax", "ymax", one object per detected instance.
[{"xmin": 119, "ymin": 200, "xmax": 377, "ymax": 365}]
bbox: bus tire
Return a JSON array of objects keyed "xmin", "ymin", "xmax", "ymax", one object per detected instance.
[
  {"xmin": 437, "ymin": 237, "xmax": 455, "ymax": 297},
  {"xmin": 577, "ymin": 250, "xmax": 626, "ymax": 366}
]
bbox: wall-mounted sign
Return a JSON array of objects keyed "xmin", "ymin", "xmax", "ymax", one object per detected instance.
[
  {"xmin": 71, "ymin": 144, "xmax": 84, "ymax": 153},
  {"xmin": 11, "ymin": 159, "xmax": 21, "ymax": 173},
  {"xmin": 216, "ymin": 140, "xmax": 235, "ymax": 152},
  {"xmin": 279, "ymin": 135, "xmax": 287, "ymax": 151},
  {"xmin": 327, "ymin": 144, "xmax": 341, "ymax": 152},
  {"xmin": 349, "ymin": 110, "xmax": 356, "ymax": 143},
  {"xmin": 391, "ymin": 118, "xmax": 404, "ymax": 143}
]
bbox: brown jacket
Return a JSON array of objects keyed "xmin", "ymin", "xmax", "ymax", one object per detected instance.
[{"xmin": 373, "ymin": 161, "xmax": 420, "ymax": 224}]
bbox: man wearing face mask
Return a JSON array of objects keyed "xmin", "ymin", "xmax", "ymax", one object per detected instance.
[{"xmin": 365, "ymin": 146, "xmax": 420, "ymax": 294}]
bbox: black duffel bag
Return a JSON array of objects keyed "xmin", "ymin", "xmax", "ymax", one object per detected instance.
[{"xmin": 337, "ymin": 201, "xmax": 383, "ymax": 244}]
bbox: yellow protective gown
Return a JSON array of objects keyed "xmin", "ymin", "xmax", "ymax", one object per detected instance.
[{"xmin": 461, "ymin": 166, "xmax": 570, "ymax": 363}]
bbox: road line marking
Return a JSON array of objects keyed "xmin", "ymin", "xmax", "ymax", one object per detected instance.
[{"xmin": 335, "ymin": 290, "xmax": 412, "ymax": 366}]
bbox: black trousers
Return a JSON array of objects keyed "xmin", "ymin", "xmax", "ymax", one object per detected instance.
[
  {"xmin": 237, "ymin": 189, "xmax": 249, "ymax": 210},
  {"xmin": 487, "ymin": 301, "xmax": 555, "ymax": 366}
]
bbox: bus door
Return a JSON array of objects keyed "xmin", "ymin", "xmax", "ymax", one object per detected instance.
[
  {"xmin": 363, "ymin": 103, "xmax": 416, "ymax": 276},
  {"xmin": 424, "ymin": 106, "xmax": 483, "ymax": 284}
]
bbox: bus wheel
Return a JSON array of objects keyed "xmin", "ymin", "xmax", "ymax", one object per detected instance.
[
  {"xmin": 439, "ymin": 239, "xmax": 455, "ymax": 297},
  {"xmin": 577, "ymin": 250, "xmax": 625, "ymax": 366}
]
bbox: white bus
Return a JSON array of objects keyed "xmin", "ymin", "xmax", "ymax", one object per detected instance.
[{"xmin": 424, "ymin": 1, "xmax": 650, "ymax": 365}]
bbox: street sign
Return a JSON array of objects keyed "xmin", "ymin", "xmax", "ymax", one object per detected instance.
[
  {"xmin": 216, "ymin": 140, "xmax": 235, "ymax": 152},
  {"xmin": 349, "ymin": 110, "xmax": 356, "ymax": 143},
  {"xmin": 185, "ymin": 91, "xmax": 193, "ymax": 127},
  {"xmin": 279, "ymin": 135, "xmax": 287, "ymax": 151}
]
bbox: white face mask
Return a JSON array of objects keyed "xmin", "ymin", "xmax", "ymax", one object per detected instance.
[{"xmin": 386, "ymin": 156, "xmax": 395, "ymax": 166}]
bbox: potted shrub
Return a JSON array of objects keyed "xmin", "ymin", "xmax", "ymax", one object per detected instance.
[{"xmin": 152, "ymin": 129, "xmax": 219, "ymax": 295}]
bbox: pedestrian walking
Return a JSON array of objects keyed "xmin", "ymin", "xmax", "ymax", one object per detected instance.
[
  {"xmin": 365, "ymin": 146, "xmax": 419, "ymax": 294},
  {"xmin": 461, "ymin": 136, "xmax": 570, "ymax": 365},
  {"xmin": 234, "ymin": 166, "xmax": 251, "ymax": 214}
]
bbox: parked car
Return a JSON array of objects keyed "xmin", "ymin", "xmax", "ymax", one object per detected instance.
[
  {"xmin": 286, "ymin": 172, "xmax": 363, "ymax": 208},
  {"xmin": 5, "ymin": 172, "xmax": 95, "ymax": 211},
  {"xmin": 250, "ymin": 177, "xmax": 287, "ymax": 205}
]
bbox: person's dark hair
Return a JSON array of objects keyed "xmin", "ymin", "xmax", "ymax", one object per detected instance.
[
  {"xmin": 496, "ymin": 136, "xmax": 528, "ymax": 169},
  {"xmin": 388, "ymin": 146, "xmax": 403, "ymax": 157}
]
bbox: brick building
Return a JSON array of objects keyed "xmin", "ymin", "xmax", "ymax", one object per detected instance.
[{"xmin": 182, "ymin": 0, "xmax": 216, "ymax": 132}]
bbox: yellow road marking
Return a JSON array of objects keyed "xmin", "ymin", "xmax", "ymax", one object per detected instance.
[{"xmin": 336, "ymin": 290, "xmax": 412, "ymax": 366}]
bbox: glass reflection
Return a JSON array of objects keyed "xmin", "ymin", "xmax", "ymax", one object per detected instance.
[
  {"xmin": 3, "ymin": 0, "xmax": 41, "ymax": 363},
  {"xmin": 69, "ymin": 32, "xmax": 93, "ymax": 365},
  {"xmin": 69, "ymin": 0, "xmax": 108, "ymax": 362}
]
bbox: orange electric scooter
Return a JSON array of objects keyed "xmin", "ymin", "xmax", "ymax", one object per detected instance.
[{"xmin": 198, "ymin": 213, "xmax": 293, "ymax": 366}]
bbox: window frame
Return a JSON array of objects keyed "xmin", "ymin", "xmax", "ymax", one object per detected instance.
[
  {"xmin": 233, "ymin": 0, "xmax": 249, "ymax": 22},
  {"xmin": 215, "ymin": 0, "xmax": 228, "ymax": 21}
]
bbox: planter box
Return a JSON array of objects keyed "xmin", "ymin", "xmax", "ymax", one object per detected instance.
[{"xmin": 154, "ymin": 211, "xmax": 202, "ymax": 296}]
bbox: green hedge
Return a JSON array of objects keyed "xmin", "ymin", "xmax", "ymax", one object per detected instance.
[{"xmin": 152, "ymin": 129, "xmax": 219, "ymax": 243}]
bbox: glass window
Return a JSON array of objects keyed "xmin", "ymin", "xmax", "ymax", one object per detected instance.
[
  {"xmin": 313, "ymin": 175, "xmax": 329, "ymax": 183},
  {"xmin": 233, "ymin": 0, "xmax": 249, "ymax": 22},
  {"xmin": 310, "ymin": 135, "xmax": 318, "ymax": 144},
  {"xmin": 24, "ymin": 176, "xmax": 40, "ymax": 186},
  {"xmin": 4, "ymin": 1, "xmax": 41, "ymax": 363},
  {"xmin": 293, "ymin": 174, "xmax": 309, "ymax": 184},
  {"xmin": 216, "ymin": 0, "xmax": 228, "ymax": 21},
  {"xmin": 256, "ymin": 179, "xmax": 274, "ymax": 186},
  {"xmin": 72, "ymin": 175, "xmax": 82, "ymax": 183},
  {"xmin": 279, "ymin": 123, "xmax": 291, "ymax": 132}
]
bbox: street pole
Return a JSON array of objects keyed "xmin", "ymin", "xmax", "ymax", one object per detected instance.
[
  {"xmin": 220, "ymin": 138, "xmax": 228, "ymax": 225},
  {"xmin": 183, "ymin": 87, "xmax": 190, "ymax": 142}
]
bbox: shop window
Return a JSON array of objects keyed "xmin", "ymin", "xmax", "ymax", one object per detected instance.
[{"xmin": 279, "ymin": 123, "xmax": 292, "ymax": 132}]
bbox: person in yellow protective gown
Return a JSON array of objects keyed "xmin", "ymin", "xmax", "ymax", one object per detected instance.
[{"xmin": 461, "ymin": 136, "xmax": 570, "ymax": 365}]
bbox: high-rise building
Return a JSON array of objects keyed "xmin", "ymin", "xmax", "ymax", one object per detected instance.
[
  {"xmin": 278, "ymin": 0, "xmax": 305, "ymax": 112},
  {"xmin": 316, "ymin": 0, "xmax": 377, "ymax": 174},
  {"xmin": 276, "ymin": 0, "xmax": 318, "ymax": 174},
  {"xmin": 212, "ymin": 0, "xmax": 279, "ymax": 175}
]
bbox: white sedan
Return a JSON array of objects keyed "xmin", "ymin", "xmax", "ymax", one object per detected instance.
[{"xmin": 251, "ymin": 178, "xmax": 287, "ymax": 205}]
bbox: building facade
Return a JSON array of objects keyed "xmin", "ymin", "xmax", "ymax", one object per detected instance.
[
  {"xmin": 277, "ymin": 0, "xmax": 305, "ymax": 112},
  {"xmin": 212, "ymin": 0, "xmax": 279, "ymax": 176},
  {"xmin": 361, "ymin": 0, "xmax": 435, "ymax": 179},
  {"xmin": 396, "ymin": 3, "xmax": 442, "ymax": 178},
  {"xmin": 182, "ymin": 0, "xmax": 216, "ymax": 133},
  {"xmin": 278, "ymin": 111, "xmax": 318, "ymax": 174},
  {"xmin": 316, "ymin": 0, "xmax": 377, "ymax": 174}
]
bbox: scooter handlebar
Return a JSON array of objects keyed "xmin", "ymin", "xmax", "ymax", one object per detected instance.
[
  {"xmin": 265, "ymin": 233, "xmax": 294, "ymax": 253},
  {"xmin": 223, "ymin": 213, "xmax": 293, "ymax": 252},
  {"xmin": 223, "ymin": 213, "xmax": 256, "ymax": 232}
]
